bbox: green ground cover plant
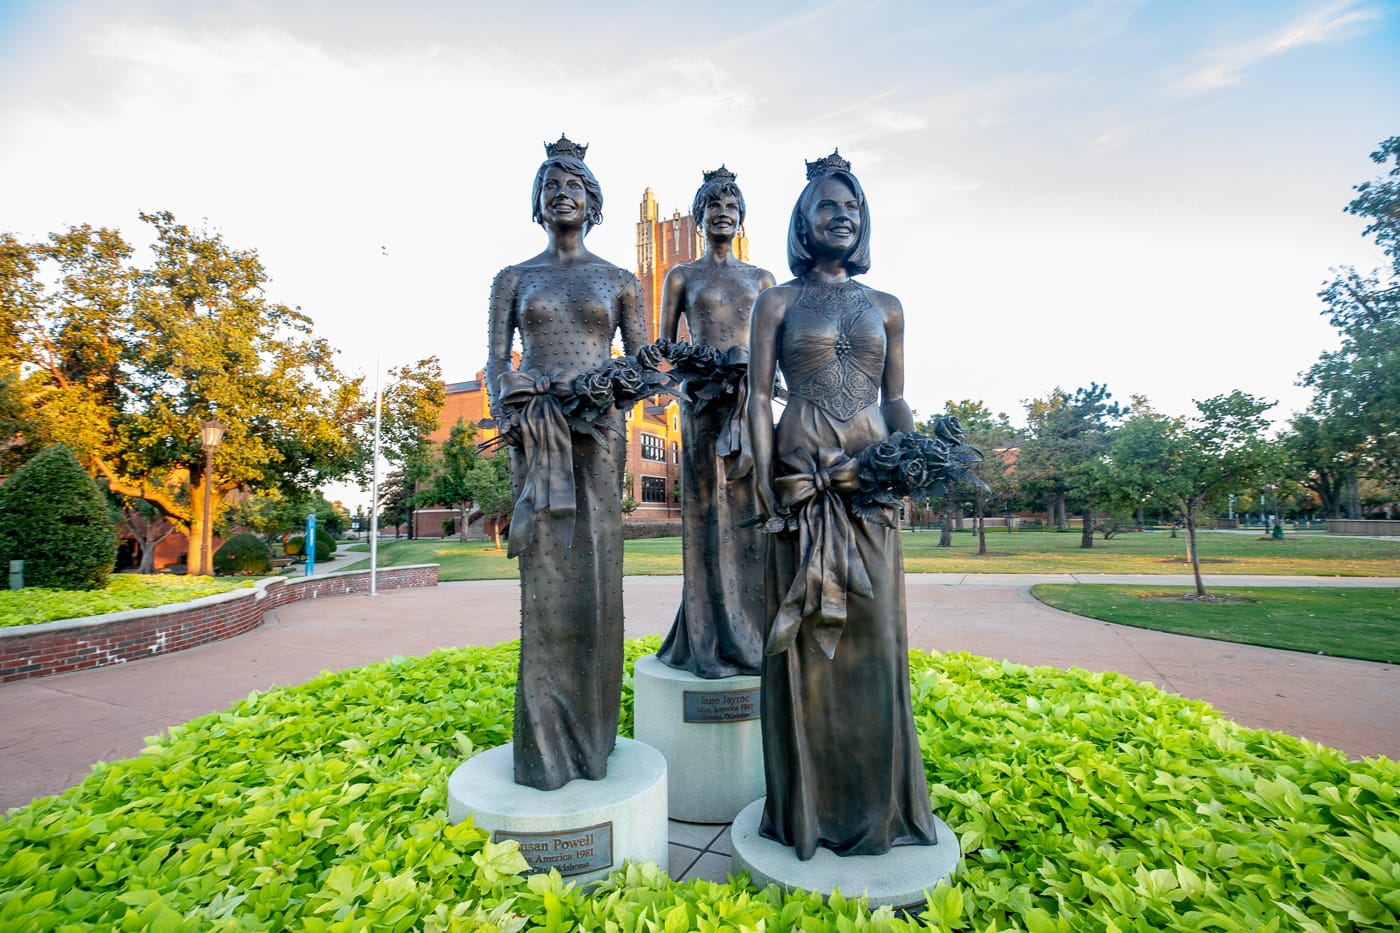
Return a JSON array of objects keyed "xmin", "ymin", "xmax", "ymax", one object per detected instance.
[
  {"xmin": 343, "ymin": 532, "xmax": 1400, "ymax": 582},
  {"xmin": 1031, "ymin": 585, "xmax": 1400, "ymax": 663},
  {"xmin": 0, "ymin": 575, "xmax": 256, "ymax": 628},
  {"xmin": 3, "ymin": 638, "xmax": 1396, "ymax": 931}
]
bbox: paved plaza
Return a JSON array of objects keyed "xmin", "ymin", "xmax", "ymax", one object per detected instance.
[{"xmin": 2, "ymin": 571, "xmax": 1396, "ymax": 882}]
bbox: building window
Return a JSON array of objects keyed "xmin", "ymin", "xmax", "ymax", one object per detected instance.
[
  {"xmin": 672, "ymin": 442, "xmax": 679, "ymax": 464},
  {"xmin": 641, "ymin": 433, "xmax": 664, "ymax": 462},
  {"xmin": 642, "ymin": 476, "xmax": 667, "ymax": 503}
]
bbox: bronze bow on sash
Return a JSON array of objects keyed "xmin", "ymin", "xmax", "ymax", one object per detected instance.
[
  {"xmin": 766, "ymin": 447, "xmax": 873, "ymax": 659},
  {"xmin": 496, "ymin": 370, "xmax": 577, "ymax": 558}
]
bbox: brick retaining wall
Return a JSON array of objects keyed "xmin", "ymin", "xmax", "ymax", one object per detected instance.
[{"xmin": 0, "ymin": 565, "xmax": 438, "ymax": 684}]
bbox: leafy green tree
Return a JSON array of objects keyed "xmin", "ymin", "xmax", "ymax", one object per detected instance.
[
  {"xmin": 118, "ymin": 497, "xmax": 178, "ymax": 574},
  {"xmin": 1, "ymin": 215, "xmax": 366, "ymax": 575},
  {"xmin": 1017, "ymin": 384, "xmax": 1123, "ymax": 547},
  {"xmin": 423, "ymin": 419, "xmax": 481, "ymax": 542},
  {"xmin": 1300, "ymin": 137, "xmax": 1400, "ymax": 491},
  {"xmin": 373, "ymin": 358, "xmax": 445, "ymax": 539},
  {"xmin": 0, "ymin": 444, "xmax": 116, "ymax": 590},
  {"xmin": 921, "ymin": 400, "xmax": 1018, "ymax": 553},
  {"xmin": 1281, "ymin": 412, "xmax": 1366, "ymax": 519},
  {"xmin": 213, "ymin": 533, "xmax": 273, "ymax": 576},
  {"xmin": 1100, "ymin": 397, "xmax": 1181, "ymax": 530},
  {"xmin": 1109, "ymin": 392, "xmax": 1283, "ymax": 597},
  {"xmin": 466, "ymin": 454, "xmax": 513, "ymax": 550}
]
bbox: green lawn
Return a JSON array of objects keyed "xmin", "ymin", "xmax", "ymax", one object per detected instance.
[
  {"xmin": 340, "ymin": 530, "xmax": 1400, "ymax": 581},
  {"xmin": 1031, "ymin": 584, "xmax": 1400, "ymax": 663},
  {"xmin": 900, "ymin": 527, "xmax": 1400, "ymax": 575},
  {"xmin": 0, "ymin": 575, "xmax": 257, "ymax": 627}
]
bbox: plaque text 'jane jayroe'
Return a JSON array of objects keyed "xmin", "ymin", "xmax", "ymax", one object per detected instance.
[
  {"xmin": 683, "ymin": 688, "xmax": 760, "ymax": 723},
  {"xmin": 493, "ymin": 822, "xmax": 614, "ymax": 877}
]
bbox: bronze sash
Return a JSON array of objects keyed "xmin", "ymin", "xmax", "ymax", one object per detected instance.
[{"xmin": 497, "ymin": 370, "xmax": 576, "ymax": 558}]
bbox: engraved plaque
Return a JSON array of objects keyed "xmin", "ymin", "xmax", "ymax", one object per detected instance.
[
  {"xmin": 683, "ymin": 687, "xmax": 760, "ymax": 723},
  {"xmin": 494, "ymin": 821, "xmax": 614, "ymax": 877}
]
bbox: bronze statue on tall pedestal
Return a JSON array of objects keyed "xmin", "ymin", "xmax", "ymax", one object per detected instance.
[
  {"xmin": 746, "ymin": 150, "xmax": 940, "ymax": 859},
  {"xmin": 655, "ymin": 167, "xmax": 776, "ymax": 679},
  {"xmin": 485, "ymin": 136, "xmax": 647, "ymax": 791}
]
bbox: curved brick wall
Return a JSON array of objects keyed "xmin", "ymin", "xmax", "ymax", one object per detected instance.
[{"xmin": 0, "ymin": 565, "xmax": 438, "ymax": 683}]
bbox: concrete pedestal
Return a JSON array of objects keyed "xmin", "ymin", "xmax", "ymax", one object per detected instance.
[
  {"xmin": 632, "ymin": 653, "xmax": 765, "ymax": 823},
  {"xmin": 729, "ymin": 798, "xmax": 961, "ymax": 910},
  {"xmin": 447, "ymin": 737, "xmax": 668, "ymax": 885}
]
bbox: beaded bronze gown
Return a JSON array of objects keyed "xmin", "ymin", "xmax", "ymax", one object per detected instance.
[
  {"xmin": 486, "ymin": 260, "xmax": 646, "ymax": 791},
  {"xmin": 759, "ymin": 279, "xmax": 938, "ymax": 859}
]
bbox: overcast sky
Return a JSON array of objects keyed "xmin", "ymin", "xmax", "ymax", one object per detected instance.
[{"xmin": 3, "ymin": 0, "xmax": 1397, "ymax": 507}]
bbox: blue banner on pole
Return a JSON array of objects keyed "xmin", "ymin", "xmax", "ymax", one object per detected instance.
[{"xmin": 305, "ymin": 513, "xmax": 317, "ymax": 577}]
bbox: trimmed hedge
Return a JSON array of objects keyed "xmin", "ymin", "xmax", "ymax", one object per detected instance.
[
  {"xmin": 0, "ymin": 444, "xmax": 115, "ymax": 591},
  {"xmin": 285, "ymin": 534, "xmax": 334, "ymax": 562},
  {"xmin": 212, "ymin": 533, "xmax": 273, "ymax": 576},
  {"xmin": 2, "ymin": 639, "xmax": 1396, "ymax": 930}
]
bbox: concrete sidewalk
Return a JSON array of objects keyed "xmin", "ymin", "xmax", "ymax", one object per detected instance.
[{"xmin": 2, "ymin": 574, "xmax": 1396, "ymax": 880}]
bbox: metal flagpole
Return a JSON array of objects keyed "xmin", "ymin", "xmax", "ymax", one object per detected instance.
[{"xmin": 370, "ymin": 356, "xmax": 382, "ymax": 596}]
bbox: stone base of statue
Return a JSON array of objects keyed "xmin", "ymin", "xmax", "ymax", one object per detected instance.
[
  {"xmin": 632, "ymin": 653, "xmax": 764, "ymax": 823},
  {"xmin": 446, "ymin": 737, "xmax": 668, "ymax": 885},
  {"xmin": 729, "ymin": 798, "xmax": 961, "ymax": 910}
]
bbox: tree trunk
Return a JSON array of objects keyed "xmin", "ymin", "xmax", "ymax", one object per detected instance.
[
  {"xmin": 1346, "ymin": 475, "xmax": 1362, "ymax": 518},
  {"xmin": 1135, "ymin": 504, "xmax": 1145, "ymax": 530},
  {"xmin": 1079, "ymin": 508, "xmax": 1095, "ymax": 549},
  {"xmin": 1186, "ymin": 502, "xmax": 1205, "ymax": 597},
  {"xmin": 1054, "ymin": 495, "xmax": 1068, "ymax": 531},
  {"xmin": 138, "ymin": 527, "xmax": 173, "ymax": 574},
  {"xmin": 458, "ymin": 502, "xmax": 470, "ymax": 542},
  {"xmin": 187, "ymin": 476, "xmax": 208, "ymax": 576},
  {"xmin": 938, "ymin": 493, "xmax": 953, "ymax": 547},
  {"xmin": 976, "ymin": 488, "xmax": 987, "ymax": 555}
]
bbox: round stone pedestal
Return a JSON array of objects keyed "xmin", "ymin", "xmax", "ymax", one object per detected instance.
[
  {"xmin": 729, "ymin": 798, "xmax": 961, "ymax": 910},
  {"xmin": 446, "ymin": 737, "xmax": 668, "ymax": 885},
  {"xmin": 632, "ymin": 653, "xmax": 764, "ymax": 823}
]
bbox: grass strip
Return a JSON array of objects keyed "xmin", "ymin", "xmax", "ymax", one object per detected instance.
[{"xmin": 1032, "ymin": 584, "xmax": 1400, "ymax": 663}]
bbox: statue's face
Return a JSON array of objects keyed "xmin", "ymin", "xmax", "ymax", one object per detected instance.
[
  {"xmin": 803, "ymin": 178, "xmax": 861, "ymax": 255},
  {"xmin": 537, "ymin": 165, "xmax": 589, "ymax": 228},
  {"xmin": 703, "ymin": 191, "xmax": 741, "ymax": 238}
]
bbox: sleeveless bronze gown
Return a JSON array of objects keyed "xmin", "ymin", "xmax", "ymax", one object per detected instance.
[{"xmin": 759, "ymin": 279, "xmax": 939, "ymax": 859}]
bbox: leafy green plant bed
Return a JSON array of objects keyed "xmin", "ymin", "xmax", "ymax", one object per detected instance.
[
  {"xmin": 1031, "ymin": 585, "xmax": 1400, "ymax": 663},
  {"xmin": 3, "ymin": 639, "xmax": 1397, "ymax": 930},
  {"xmin": 0, "ymin": 575, "xmax": 256, "ymax": 628}
]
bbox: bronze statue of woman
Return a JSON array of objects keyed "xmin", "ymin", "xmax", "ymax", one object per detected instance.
[
  {"xmin": 746, "ymin": 151, "xmax": 938, "ymax": 859},
  {"xmin": 655, "ymin": 167, "xmax": 776, "ymax": 678},
  {"xmin": 485, "ymin": 136, "xmax": 646, "ymax": 791}
]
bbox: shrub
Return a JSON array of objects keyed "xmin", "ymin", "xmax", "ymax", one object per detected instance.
[
  {"xmin": 2, "ymin": 640, "xmax": 1397, "ymax": 930},
  {"xmin": 441, "ymin": 517, "xmax": 456, "ymax": 538},
  {"xmin": 284, "ymin": 535, "xmax": 305, "ymax": 556},
  {"xmin": 212, "ymin": 532, "xmax": 272, "ymax": 575},
  {"xmin": 312, "ymin": 532, "xmax": 334, "ymax": 562},
  {"xmin": 0, "ymin": 443, "xmax": 115, "ymax": 590}
]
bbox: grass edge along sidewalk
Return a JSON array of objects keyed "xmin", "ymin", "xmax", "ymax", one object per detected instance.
[
  {"xmin": 342, "ymin": 531, "xmax": 1400, "ymax": 580},
  {"xmin": 1031, "ymin": 584, "xmax": 1400, "ymax": 664}
]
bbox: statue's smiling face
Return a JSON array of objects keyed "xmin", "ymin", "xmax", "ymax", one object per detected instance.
[
  {"xmin": 538, "ymin": 166, "xmax": 588, "ymax": 227},
  {"xmin": 804, "ymin": 178, "xmax": 860, "ymax": 254}
]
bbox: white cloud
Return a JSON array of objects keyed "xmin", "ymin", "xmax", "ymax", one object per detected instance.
[{"xmin": 1169, "ymin": 0, "xmax": 1384, "ymax": 95}]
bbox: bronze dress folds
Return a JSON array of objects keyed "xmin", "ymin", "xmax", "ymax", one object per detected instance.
[
  {"xmin": 759, "ymin": 279, "xmax": 939, "ymax": 859},
  {"xmin": 656, "ymin": 379, "xmax": 766, "ymax": 678},
  {"xmin": 487, "ymin": 262, "xmax": 645, "ymax": 791}
]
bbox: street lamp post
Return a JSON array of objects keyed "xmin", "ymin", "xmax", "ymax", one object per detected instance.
[{"xmin": 199, "ymin": 419, "xmax": 226, "ymax": 576}]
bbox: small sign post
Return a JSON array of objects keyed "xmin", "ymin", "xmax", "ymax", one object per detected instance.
[{"xmin": 8, "ymin": 560, "xmax": 22, "ymax": 590}]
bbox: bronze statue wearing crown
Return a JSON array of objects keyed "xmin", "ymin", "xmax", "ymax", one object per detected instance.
[
  {"xmin": 652, "ymin": 166, "xmax": 777, "ymax": 679},
  {"xmin": 484, "ymin": 135, "xmax": 646, "ymax": 790},
  {"xmin": 745, "ymin": 149, "xmax": 941, "ymax": 858}
]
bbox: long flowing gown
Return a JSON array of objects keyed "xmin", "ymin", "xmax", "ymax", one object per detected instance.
[
  {"xmin": 657, "ymin": 263, "xmax": 768, "ymax": 678},
  {"xmin": 486, "ymin": 261, "xmax": 645, "ymax": 791},
  {"xmin": 759, "ymin": 279, "xmax": 939, "ymax": 859}
]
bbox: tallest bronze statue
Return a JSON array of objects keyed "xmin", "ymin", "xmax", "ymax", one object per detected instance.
[{"xmin": 485, "ymin": 136, "xmax": 646, "ymax": 791}]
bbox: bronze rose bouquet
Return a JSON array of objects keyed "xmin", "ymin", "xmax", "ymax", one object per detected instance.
[
  {"xmin": 639, "ymin": 339, "xmax": 748, "ymax": 415},
  {"xmin": 481, "ymin": 356, "xmax": 669, "ymax": 451},
  {"xmin": 849, "ymin": 417, "xmax": 987, "ymax": 525}
]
